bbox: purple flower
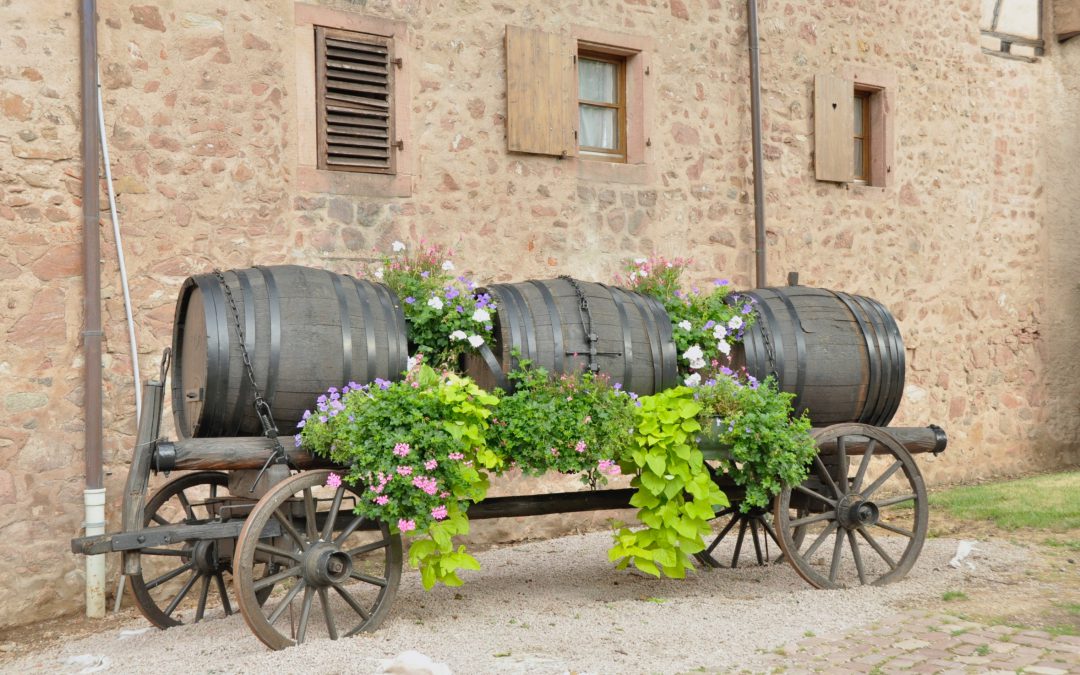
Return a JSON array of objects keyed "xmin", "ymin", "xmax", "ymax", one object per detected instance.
[
  {"xmin": 715, "ymin": 278, "xmax": 729, "ymax": 286},
  {"xmin": 613, "ymin": 382, "xmax": 622, "ymax": 391},
  {"xmin": 405, "ymin": 296, "xmax": 415, "ymax": 304},
  {"xmin": 420, "ymin": 271, "xmax": 430, "ymax": 279},
  {"xmin": 720, "ymin": 366, "xmax": 734, "ymax": 376},
  {"xmin": 455, "ymin": 305, "xmax": 464, "ymax": 313},
  {"xmin": 375, "ymin": 378, "xmax": 391, "ymax": 390},
  {"xmin": 296, "ymin": 419, "xmax": 306, "ymax": 428},
  {"xmin": 742, "ymin": 304, "xmax": 753, "ymax": 315},
  {"xmin": 445, "ymin": 286, "xmax": 460, "ymax": 300},
  {"xmin": 294, "ymin": 434, "xmax": 303, "ymax": 447},
  {"xmin": 704, "ymin": 320, "xmax": 715, "ymax": 330}
]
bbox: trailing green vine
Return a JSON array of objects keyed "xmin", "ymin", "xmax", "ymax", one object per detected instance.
[{"xmin": 609, "ymin": 387, "xmax": 729, "ymax": 579}]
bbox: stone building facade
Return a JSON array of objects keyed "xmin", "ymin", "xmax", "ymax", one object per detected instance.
[{"xmin": 0, "ymin": 0, "xmax": 1077, "ymax": 627}]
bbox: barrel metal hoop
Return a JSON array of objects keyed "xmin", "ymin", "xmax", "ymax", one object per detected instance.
[
  {"xmin": 606, "ymin": 285, "xmax": 635, "ymax": 395},
  {"xmin": 831, "ymin": 290, "xmax": 880, "ymax": 424},
  {"xmin": 476, "ymin": 341, "xmax": 508, "ymax": 391},
  {"xmin": 646, "ymin": 294, "xmax": 678, "ymax": 391},
  {"xmin": 501, "ymin": 284, "xmax": 537, "ymax": 367},
  {"xmin": 354, "ymin": 276, "xmax": 380, "ymax": 380},
  {"xmin": 203, "ymin": 273, "xmax": 231, "ymax": 438},
  {"xmin": 372, "ymin": 280, "xmax": 404, "ymax": 375},
  {"xmin": 226, "ymin": 269, "xmax": 257, "ymax": 436},
  {"xmin": 331, "ymin": 272, "xmax": 353, "ymax": 386},
  {"xmin": 527, "ymin": 280, "xmax": 563, "ymax": 376},
  {"xmin": 626, "ymin": 291, "xmax": 664, "ymax": 393},
  {"xmin": 738, "ymin": 291, "xmax": 767, "ymax": 385},
  {"xmin": 774, "ymin": 290, "xmax": 808, "ymax": 409},
  {"xmin": 254, "ymin": 266, "xmax": 282, "ymax": 411},
  {"xmin": 863, "ymin": 296, "xmax": 905, "ymax": 426},
  {"xmin": 750, "ymin": 291, "xmax": 786, "ymax": 389},
  {"xmin": 853, "ymin": 294, "xmax": 892, "ymax": 426}
]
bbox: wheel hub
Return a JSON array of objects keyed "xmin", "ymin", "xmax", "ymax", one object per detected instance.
[
  {"xmin": 837, "ymin": 495, "xmax": 879, "ymax": 530},
  {"xmin": 302, "ymin": 542, "xmax": 353, "ymax": 587},
  {"xmin": 191, "ymin": 540, "xmax": 223, "ymax": 575}
]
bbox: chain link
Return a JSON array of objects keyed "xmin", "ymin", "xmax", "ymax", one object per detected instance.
[
  {"xmin": 559, "ymin": 275, "xmax": 600, "ymax": 373},
  {"xmin": 213, "ymin": 270, "xmax": 289, "ymax": 488},
  {"xmin": 753, "ymin": 305, "xmax": 779, "ymax": 382}
]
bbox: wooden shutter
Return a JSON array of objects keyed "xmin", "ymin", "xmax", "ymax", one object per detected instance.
[
  {"xmin": 505, "ymin": 25, "xmax": 576, "ymax": 157},
  {"xmin": 814, "ymin": 73, "xmax": 854, "ymax": 183},
  {"xmin": 316, "ymin": 27, "xmax": 395, "ymax": 174},
  {"xmin": 1056, "ymin": 0, "xmax": 1080, "ymax": 41}
]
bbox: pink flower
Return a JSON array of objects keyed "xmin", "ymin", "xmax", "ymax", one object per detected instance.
[
  {"xmin": 550, "ymin": 447, "xmax": 559, "ymax": 457},
  {"xmin": 370, "ymin": 483, "xmax": 384, "ymax": 494},
  {"xmin": 424, "ymin": 459, "xmax": 438, "ymax": 471},
  {"xmin": 393, "ymin": 442, "xmax": 411, "ymax": 457},
  {"xmin": 412, "ymin": 475, "xmax": 439, "ymax": 495},
  {"xmin": 397, "ymin": 518, "xmax": 416, "ymax": 533},
  {"xmin": 374, "ymin": 495, "xmax": 389, "ymax": 505},
  {"xmin": 448, "ymin": 452, "xmax": 465, "ymax": 460},
  {"xmin": 326, "ymin": 472, "xmax": 342, "ymax": 489},
  {"xmin": 431, "ymin": 504, "xmax": 448, "ymax": 521},
  {"xmin": 575, "ymin": 440, "xmax": 587, "ymax": 453},
  {"xmin": 396, "ymin": 465, "xmax": 413, "ymax": 476},
  {"xmin": 598, "ymin": 459, "xmax": 621, "ymax": 477}
]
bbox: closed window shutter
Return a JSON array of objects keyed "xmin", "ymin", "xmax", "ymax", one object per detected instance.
[
  {"xmin": 505, "ymin": 25, "xmax": 576, "ymax": 158},
  {"xmin": 316, "ymin": 27, "xmax": 395, "ymax": 174},
  {"xmin": 814, "ymin": 73, "xmax": 854, "ymax": 183}
]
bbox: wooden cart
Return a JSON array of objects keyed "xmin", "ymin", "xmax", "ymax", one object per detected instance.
[{"xmin": 72, "ymin": 373, "xmax": 945, "ymax": 650}]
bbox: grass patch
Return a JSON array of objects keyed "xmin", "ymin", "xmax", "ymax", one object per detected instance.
[
  {"xmin": 974, "ymin": 645, "xmax": 990, "ymax": 657},
  {"xmin": 942, "ymin": 590, "xmax": 969, "ymax": 602},
  {"xmin": 1046, "ymin": 624, "xmax": 1079, "ymax": 637},
  {"xmin": 929, "ymin": 472, "xmax": 1080, "ymax": 531},
  {"xmin": 1042, "ymin": 537, "xmax": 1080, "ymax": 551}
]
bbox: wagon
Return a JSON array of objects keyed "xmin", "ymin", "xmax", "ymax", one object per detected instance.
[{"xmin": 71, "ymin": 266, "xmax": 947, "ymax": 650}]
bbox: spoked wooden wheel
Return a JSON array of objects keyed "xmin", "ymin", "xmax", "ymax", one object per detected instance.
[
  {"xmin": 234, "ymin": 470, "xmax": 402, "ymax": 650},
  {"xmin": 696, "ymin": 503, "xmax": 786, "ymax": 568},
  {"xmin": 774, "ymin": 424, "xmax": 928, "ymax": 589},
  {"xmin": 128, "ymin": 471, "xmax": 243, "ymax": 628}
]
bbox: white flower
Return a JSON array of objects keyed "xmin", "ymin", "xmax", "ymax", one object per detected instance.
[
  {"xmin": 472, "ymin": 308, "xmax": 490, "ymax": 323},
  {"xmin": 638, "ymin": 269, "xmax": 648, "ymax": 277},
  {"xmin": 684, "ymin": 343, "xmax": 706, "ymax": 370},
  {"xmin": 392, "ymin": 241, "xmax": 406, "ymax": 252},
  {"xmin": 633, "ymin": 257, "xmax": 647, "ymax": 265},
  {"xmin": 717, "ymin": 340, "xmax": 731, "ymax": 355},
  {"xmin": 407, "ymin": 354, "xmax": 421, "ymax": 370},
  {"xmin": 427, "ymin": 296, "xmax": 444, "ymax": 310},
  {"xmin": 728, "ymin": 316, "xmax": 744, "ymax": 330},
  {"xmin": 677, "ymin": 320, "xmax": 692, "ymax": 331},
  {"xmin": 449, "ymin": 330, "xmax": 467, "ymax": 341},
  {"xmin": 713, "ymin": 325, "xmax": 728, "ymax": 340},
  {"xmin": 684, "ymin": 373, "xmax": 701, "ymax": 387},
  {"xmin": 373, "ymin": 268, "xmax": 384, "ymax": 280},
  {"xmin": 441, "ymin": 260, "xmax": 455, "ymax": 271},
  {"xmin": 467, "ymin": 334, "xmax": 485, "ymax": 348}
]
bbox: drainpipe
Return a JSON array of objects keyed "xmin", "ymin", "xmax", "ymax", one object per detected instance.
[
  {"xmin": 81, "ymin": 0, "xmax": 106, "ymax": 619},
  {"xmin": 747, "ymin": 0, "xmax": 767, "ymax": 288}
]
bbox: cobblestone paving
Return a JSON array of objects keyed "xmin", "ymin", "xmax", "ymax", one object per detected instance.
[{"xmin": 743, "ymin": 609, "xmax": 1080, "ymax": 674}]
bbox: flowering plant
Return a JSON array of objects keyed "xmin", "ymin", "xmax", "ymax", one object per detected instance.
[
  {"xmin": 617, "ymin": 257, "xmax": 755, "ymax": 386},
  {"xmin": 693, "ymin": 372, "xmax": 816, "ymax": 511},
  {"xmin": 299, "ymin": 364, "xmax": 501, "ymax": 589},
  {"xmin": 369, "ymin": 241, "xmax": 496, "ymax": 370},
  {"xmin": 486, "ymin": 362, "xmax": 634, "ymax": 488}
]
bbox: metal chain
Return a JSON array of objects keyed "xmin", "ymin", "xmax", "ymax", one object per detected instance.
[
  {"xmin": 213, "ymin": 270, "xmax": 289, "ymax": 487},
  {"xmin": 559, "ymin": 275, "xmax": 600, "ymax": 373},
  {"xmin": 753, "ymin": 306, "xmax": 779, "ymax": 382}
]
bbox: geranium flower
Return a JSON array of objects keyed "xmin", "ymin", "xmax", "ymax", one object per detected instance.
[
  {"xmin": 393, "ymin": 443, "xmax": 411, "ymax": 457},
  {"xmin": 375, "ymin": 495, "xmax": 389, "ymax": 506},
  {"xmin": 397, "ymin": 518, "xmax": 416, "ymax": 532},
  {"xmin": 431, "ymin": 505, "xmax": 449, "ymax": 520}
]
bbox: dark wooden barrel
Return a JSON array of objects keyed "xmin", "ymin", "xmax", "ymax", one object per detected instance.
[
  {"xmin": 732, "ymin": 286, "xmax": 905, "ymax": 426},
  {"xmin": 171, "ymin": 265, "xmax": 408, "ymax": 438},
  {"xmin": 463, "ymin": 278, "xmax": 677, "ymax": 394}
]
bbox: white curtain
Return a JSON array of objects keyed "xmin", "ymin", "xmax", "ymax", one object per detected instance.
[{"xmin": 578, "ymin": 58, "xmax": 618, "ymax": 150}]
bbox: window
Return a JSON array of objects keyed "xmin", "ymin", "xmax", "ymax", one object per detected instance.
[
  {"xmin": 294, "ymin": 4, "xmax": 412, "ymax": 197},
  {"xmin": 315, "ymin": 27, "xmax": 396, "ymax": 174},
  {"xmin": 504, "ymin": 25, "xmax": 650, "ymax": 175},
  {"xmin": 577, "ymin": 51, "xmax": 626, "ymax": 162},
  {"xmin": 853, "ymin": 89, "xmax": 871, "ymax": 182},
  {"xmin": 980, "ymin": 0, "xmax": 1043, "ymax": 59},
  {"xmin": 814, "ymin": 69, "xmax": 895, "ymax": 188}
]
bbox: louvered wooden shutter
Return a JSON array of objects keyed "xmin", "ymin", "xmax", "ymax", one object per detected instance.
[{"xmin": 316, "ymin": 27, "xmax": 395, "ymax": 174}]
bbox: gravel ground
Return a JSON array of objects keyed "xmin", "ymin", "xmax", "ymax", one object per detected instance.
[{"xmin": 2, "ymin": 532, "xmax": 1026, "ymax": 675}]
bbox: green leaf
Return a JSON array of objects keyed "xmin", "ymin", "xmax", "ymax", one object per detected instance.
[
  {"xmin": 645, "ymin": 453, "xmax": 666, "ymax": 476},
  {"xmin": 634, "ymin": 559, "xmax": 661, "ymax": 578}
]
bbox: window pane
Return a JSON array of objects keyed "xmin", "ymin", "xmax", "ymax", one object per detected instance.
[
  {"xmin": 579, "ymin": 104, "xmax": 618, "ymax": 150},
  {"xmin": 578, "ymin": 58, "xmax": 617, "ymax": 103},
  {"xmin": 854, "ymin": 138, "xmax": 865, "ymax": 178},
  {"xmin": 854, "ymin": 95, "xmax": 864, "ymax": 135}
]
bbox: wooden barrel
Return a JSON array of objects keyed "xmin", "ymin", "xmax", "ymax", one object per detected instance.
[
  {"xmin": 463, "ymin": 278, "xmax": 677, "ymax": 394},
  {"xmin": 732, "ymin": 286, "xmax": 905, "ymax": 426},
  {"xmin": 171, "ymin": 265, "xmax": 408, "ymax": 438}
]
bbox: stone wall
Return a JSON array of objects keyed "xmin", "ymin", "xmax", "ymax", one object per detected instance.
[{"xmin": 0, "ymin": 0, "xmax": 1077, "ymax": 628}]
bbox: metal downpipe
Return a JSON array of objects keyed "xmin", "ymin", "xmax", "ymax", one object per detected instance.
[
  {"xmin": 747, "ymin": 0, "xmax": 767, "ymax": 288},
  {"xmin": 81, "ymin": 0, "xmax": 105, "ymax": 619}
]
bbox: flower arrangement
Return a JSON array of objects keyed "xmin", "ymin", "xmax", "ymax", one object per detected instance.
[
  {"xmin": 369, "ymin": 240, "xmax": 496, "ymax": 370},
  {"xmin": 617, "ymin": 256, "xmax": 755, "ymax": 386},
  {"xmin": 486, "ymin": 361, "xmax": 634, "ymax": 489},
  {"xmin": 693, "ymin": 372, "xmax": 816, "ymax": 512},
  {"xmin": 299, "ymin": 363, "xmax": 501, "ymax": 589}
]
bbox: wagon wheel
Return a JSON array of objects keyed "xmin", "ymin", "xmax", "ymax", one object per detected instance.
[
  {"xmin": 695, "ymin": 465, "xmax": 806, "ymax": 568},
  {"xmin": 234, "ymin": 470, "xmax": 402, "ymax": 650},
  {"xmin": 128, "ymin": 471, "xmax": 273, "ymax": 628},
  {"xmin": 773, "ymin": 424, "xmax": 928, "ymax": 589}
]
